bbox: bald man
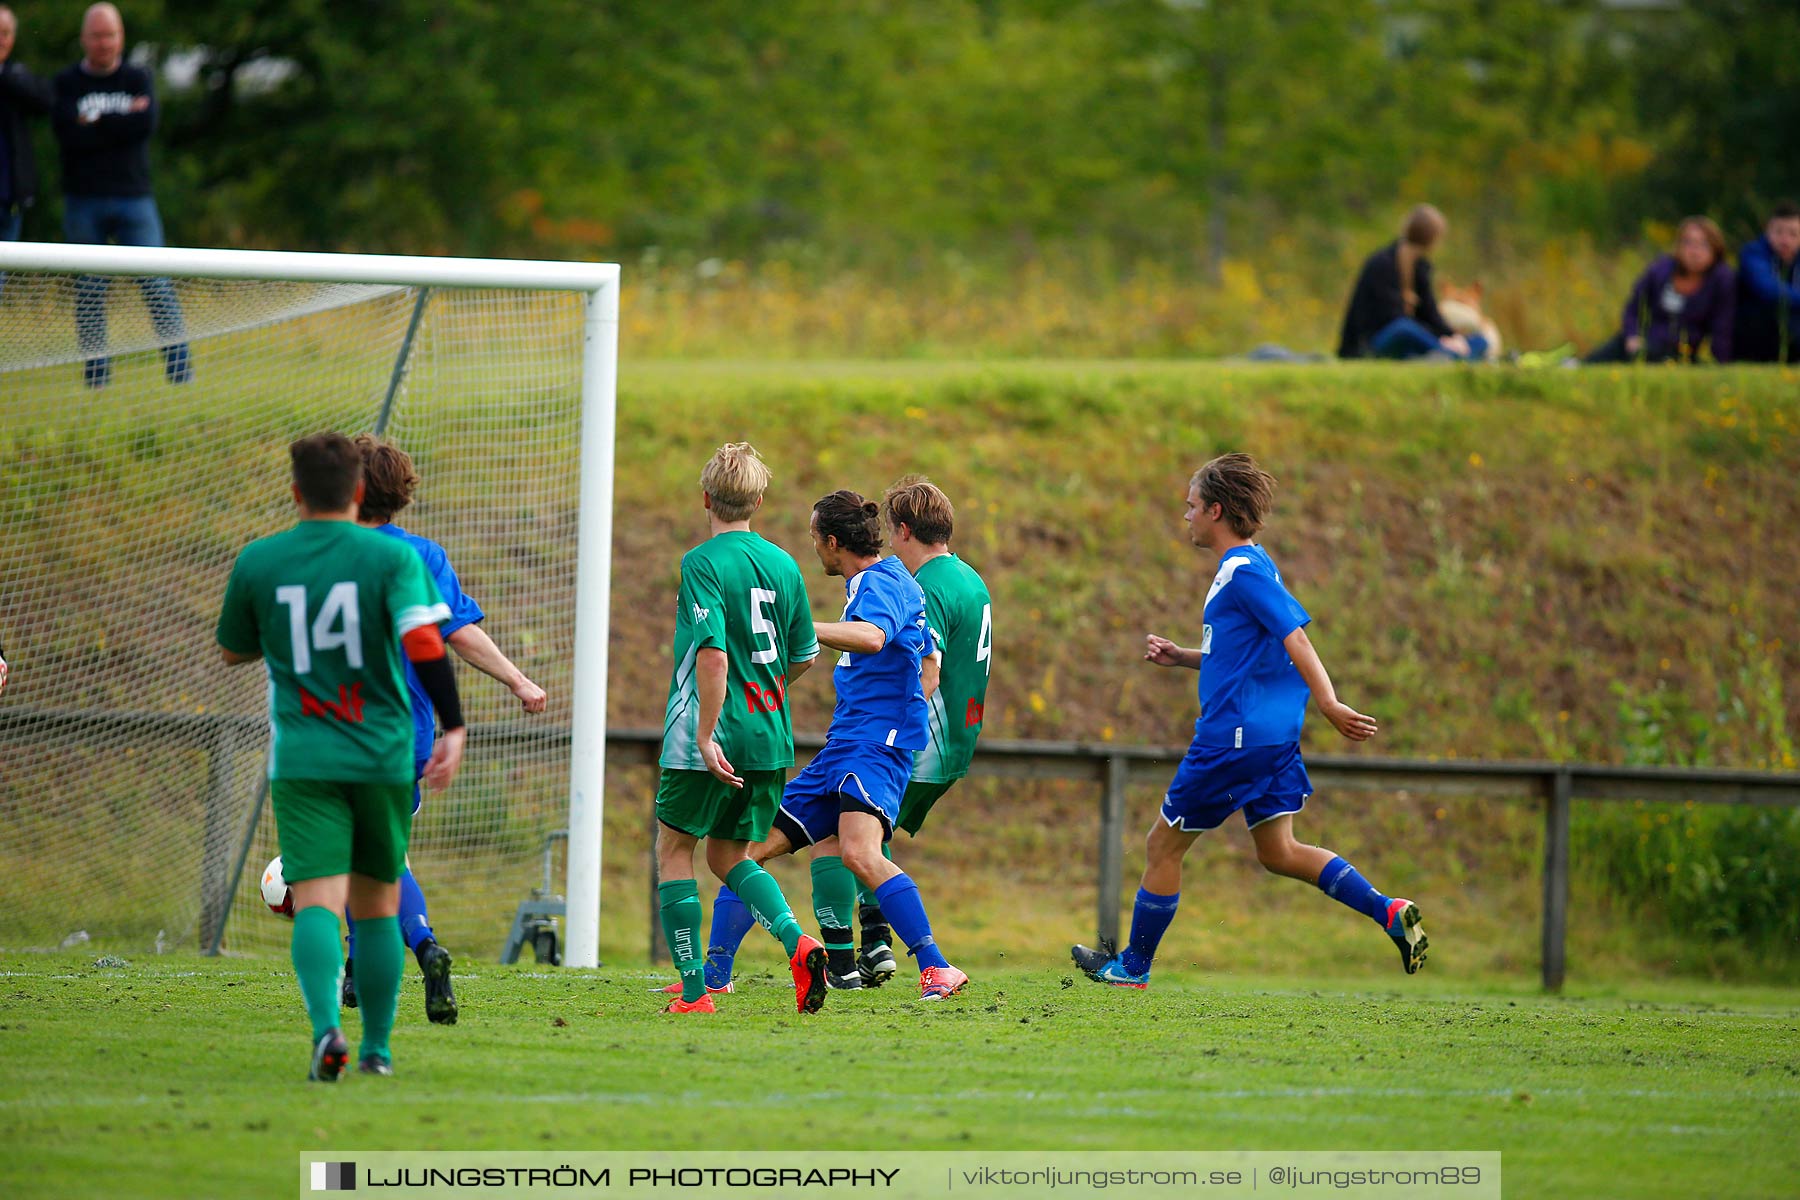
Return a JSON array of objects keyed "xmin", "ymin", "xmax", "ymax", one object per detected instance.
[
  {"xmin": 0, "ymin": 5, "xmax": 54, "ymax": 241},
  {"xmin": 52, "ymin": 3, "xmax": 190, "ymax": 388}
]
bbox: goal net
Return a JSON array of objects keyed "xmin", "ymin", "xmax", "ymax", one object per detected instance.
[{"xmin": 0, "ymin": 245, "xmax": 616, "ymax": 967}]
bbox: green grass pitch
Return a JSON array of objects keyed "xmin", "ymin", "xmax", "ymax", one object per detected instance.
[{"xmin": 2, "ymin": 955, "xmax": 1796, "ymax": 1198}]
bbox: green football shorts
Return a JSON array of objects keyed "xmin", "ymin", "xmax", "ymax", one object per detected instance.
[
  {"xmin": 655, "ymin": 768, "xmax": 786, "ymax": 842},
  {"xmin": 896, "ymin": 779, "xmax": 958, "ymax": 837},
  {"xmin": 270, "ymin": 778, "xmax": 415, "ymax": 884}
]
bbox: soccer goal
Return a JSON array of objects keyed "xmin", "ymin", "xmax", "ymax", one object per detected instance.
[{"xmin": 0, "ymin": 242, "xmax": 617, "ymax": 969}]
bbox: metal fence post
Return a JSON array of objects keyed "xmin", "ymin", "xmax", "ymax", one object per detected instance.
[
  {"xmin": 1098, "ymin": 755, "xmax": 1128, "ymax": 947},
  {"xmin": 1541, "ymin": 769, "xmax": 1572, "ymax": 992},
  {"xmin": 647, "ymin": 805, "xmax": 666, "ymax": 963}
]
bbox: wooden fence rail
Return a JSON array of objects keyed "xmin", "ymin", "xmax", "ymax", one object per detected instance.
[{"xmin": 6, "ymin": 706, "xmax": 1797, "ymax": 990}]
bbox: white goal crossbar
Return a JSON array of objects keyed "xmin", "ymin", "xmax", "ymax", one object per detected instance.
[
  {"xmin": 0, "ymin": 241, "xmax": 619, "ymax": 969},
  {"xmin": 0, "ymin": 241, "xmax": 618, "ymax": 292}
]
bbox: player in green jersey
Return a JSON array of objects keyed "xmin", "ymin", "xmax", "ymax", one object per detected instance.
[
  {"xmin": 652, "ymin": 442, "xmax": 828, "ymax": 1015},
  {"xmin": 217, "ymin": 433, "xmax": 468, "ymax": 1080},
  {"xmin": 854, "ymin": 476, "xmax": 993, "ymax": 986}
]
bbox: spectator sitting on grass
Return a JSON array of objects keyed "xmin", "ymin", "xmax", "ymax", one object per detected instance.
[
  {"xmin": 1731, "ymin": 200, "xmax": 1800, "ymax": 365},
  {"xmin": 1336, "ymin": 204, "xmax": 1486, "ymax": 362},
  {"xmin": 1584, "ymin": 217, "xmax": 1734, "ymax": 365}
]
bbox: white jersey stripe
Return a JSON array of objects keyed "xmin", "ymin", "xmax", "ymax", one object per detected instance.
[{"xmin": 394, "ymin": 601, "xmax": 452, "ymax": 635}]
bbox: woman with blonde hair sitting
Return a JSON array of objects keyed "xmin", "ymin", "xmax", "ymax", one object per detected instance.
[{"xmin": 1337, "ymin": 204, "xmax": 1486, "ymax": 362}]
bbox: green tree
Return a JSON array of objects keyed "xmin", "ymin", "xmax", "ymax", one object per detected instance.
[
  {"xmin": 129, "ymin": 0, "xmax": 522, "ymax": 252},
  {"xmin": 74, "ymin": 0, "xmax": 1776, "ymax": 278},
  {"xmin": 1626, "ymin": 0, "xmax": 1800, "ymax": 237}
]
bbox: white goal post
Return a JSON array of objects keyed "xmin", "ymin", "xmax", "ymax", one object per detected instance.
[{"xmin": 0, "ymin": 241, "xmax": 618, "ymax": 970}]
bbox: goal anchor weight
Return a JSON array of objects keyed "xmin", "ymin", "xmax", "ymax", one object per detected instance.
[{"xmin": 499, "ymin": 830, "xmax": 575, "ymax": 967}]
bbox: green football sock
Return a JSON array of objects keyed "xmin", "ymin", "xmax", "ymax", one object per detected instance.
[
  {"xmin": 856, "ymin": 842, "xmax": 894, "ymax": 908},
  {"xmin": 810, "ymin": 855, "xmax": 858, "ymax": 967},
  {"xmin": 724, "ymin": 859, "xmax": 802, "ymax": 957},
  {"xmin": 291, "ymin": 906, "xmax": 344, "ymax": 1042},
  {"xmin": 352, "ymin": 914, "xmax": 404, "ymax": 1062},
  {"xmin": 658, "ymin": 879, "xmax": 706, "ymax": 1002}
]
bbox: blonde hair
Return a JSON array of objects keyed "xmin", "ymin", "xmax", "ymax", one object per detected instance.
[
  {"xmin": 883, "ymin": 474, "xmax": 955, "ymax": 545},
  {"xmin": 700, "ymin": 442, "xmax": 771, "ymax": 522},
  {"xmin": 1397, "ymin": 203, "xmax": 1446, "ymax": 316}
]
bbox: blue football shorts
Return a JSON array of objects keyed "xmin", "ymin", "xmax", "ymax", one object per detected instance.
[
  {"xmin": 1160, "ymin": 740, "xmax": 1312, "ymax": 833},
  {"xmin": 772, "ymin": 740, "xmax": 913, "ymax": 846}
]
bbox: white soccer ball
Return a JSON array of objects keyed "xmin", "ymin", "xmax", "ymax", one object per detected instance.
[{"xmin": 260, "ymin": 856, "xmax": 295, "ymax": 918}]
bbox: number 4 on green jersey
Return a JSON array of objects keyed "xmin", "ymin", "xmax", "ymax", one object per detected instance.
[{"xmin": 913, "ymin": 553, "xmax": 992, "ymax": 784}]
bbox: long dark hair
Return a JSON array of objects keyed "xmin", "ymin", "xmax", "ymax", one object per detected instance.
[{"xmin": 812, "ymin": 489, "xmax": 883, "ymax": 556}]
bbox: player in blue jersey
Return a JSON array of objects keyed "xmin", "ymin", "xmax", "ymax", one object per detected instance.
[
  {"xmin": 700, "ymin": 490, "xmax": 969, "ymax": 1001},
  {"xmin": 339, "ymin": 435, "xmax": 548, "ymax": 1023},
  {"xmin": 1072, "ymin": 453, "xmax": 1426, "ymax": 987}
]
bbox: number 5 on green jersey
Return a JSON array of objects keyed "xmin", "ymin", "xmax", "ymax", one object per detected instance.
[{"xmin": 660, "ymin": 531, "xmax": 819, "ymax": 773}]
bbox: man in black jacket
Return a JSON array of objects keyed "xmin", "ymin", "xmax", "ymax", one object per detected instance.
[
  {"xmin": 0, "ymin": 4, "xmax": 53, "ymax": 241},
  {"xmin": 52, "ymin": 3, "xmax": 189, "ymax": 387}
]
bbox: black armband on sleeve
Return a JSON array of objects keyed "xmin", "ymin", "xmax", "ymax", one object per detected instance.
[{"xmin": 413, "ymin": 653, "xmax": 465, "ymax": 731}]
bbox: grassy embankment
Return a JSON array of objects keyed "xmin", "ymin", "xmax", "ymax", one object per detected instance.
[
  {"xmin": 599, "ymin": 361, "xmax": 1800, "ymax": 985},
  {"xmin": 6, "ymin": 356, "xmax": 1796, "ymax": 983},
  {"xmin": 617, "ymin": 239, "xmax": 1646, "ymax": 360}
]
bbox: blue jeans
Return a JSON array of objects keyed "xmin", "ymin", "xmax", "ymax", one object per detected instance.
[
  {"xmin": 1370, "ymin": 315, "xmax": 1487, "ymax": 362},
  {"xmin": 62, "ymin": 194, "xmax": 191, "ymax": 386}
]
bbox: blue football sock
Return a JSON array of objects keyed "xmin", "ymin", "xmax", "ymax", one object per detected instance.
[
  {"xmin": 704, "ymin": 886, "xmax": 757, "ymax": 988},
  {"xmin": 398, "ymin": 866, "xmax": 435, "ymax": 951},
  {"xmin": 1317, "ymin": 856, "xmax": 1392, "ymax": 924},
  {"xmin": 873, "ymin": 873, "xmax": 949, "ymax": 971},
  {"xmin": 343, "ymin": 867, "xmax": 433, "ymax": 960},
  {"xmin": 1120, "ymin": 887, "xmax": 1179, "ymax": 976}
]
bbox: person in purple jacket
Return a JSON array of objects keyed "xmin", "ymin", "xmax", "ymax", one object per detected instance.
[{"xmin": 1585, "ymin": 217, "xmax": 1735, "ymax": 364}]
